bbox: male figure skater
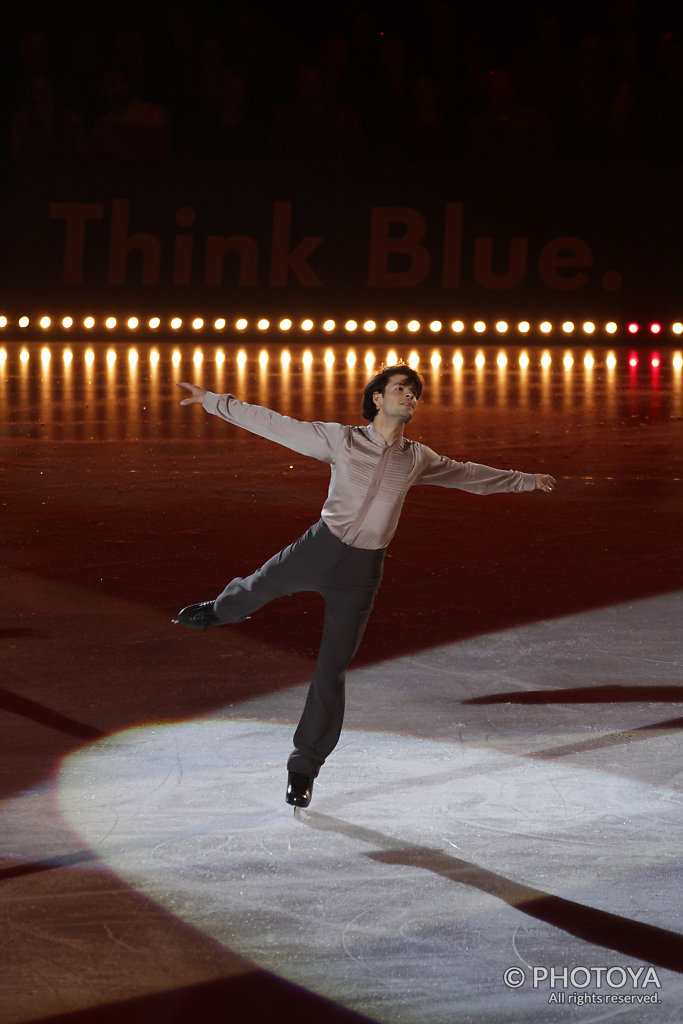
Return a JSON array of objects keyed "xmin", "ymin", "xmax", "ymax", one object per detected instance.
[{"xmin": 175, "ymin": 366, "xmax": 555, "ymax": 808}]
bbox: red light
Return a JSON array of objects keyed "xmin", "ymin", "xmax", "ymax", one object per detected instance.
[
  {"xmin": 650, "ymin": 323, "xmax": 661, "ymax": 334},
  {"xmin": 651, "ymin": 353, "xmax": 661, "ymax": 368},
  {"xmin": 628, "ymin": 323, "xmax": 639, "ymax": 334},
  {"xmin": 629, "ymin": 353, "xmax": 639, "ymax": 368}
]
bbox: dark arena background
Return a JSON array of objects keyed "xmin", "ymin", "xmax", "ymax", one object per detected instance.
[{"xmin": 1, "ymin": 3, "xmax": 682, "ymax": 1023}]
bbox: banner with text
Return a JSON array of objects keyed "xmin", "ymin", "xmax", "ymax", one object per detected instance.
[{"xmin": 1, "ymin": 160, "xmax": 680, "ymax": 319}]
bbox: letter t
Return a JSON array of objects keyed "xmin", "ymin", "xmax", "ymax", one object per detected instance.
[{"xmin": 49, "ymin": 203, "xmax": 105, "ymax": 284}]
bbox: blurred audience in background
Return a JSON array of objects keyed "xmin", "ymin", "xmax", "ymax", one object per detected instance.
[
  {"xmin": 2, "ymin": 0, "xmax": 682, "ymax": 163},
  {"xmin": 89, "ymin": 66, "xmax": 172, "ymax": 159},
  {"xmin": 10, "ymin": 74, "xmax": 87, "ymax": 157}
]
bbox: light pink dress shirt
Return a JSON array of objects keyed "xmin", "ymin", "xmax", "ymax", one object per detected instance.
[{"xmin": 203, "ymin": 392, "xmax": 536, "ymax": 549}]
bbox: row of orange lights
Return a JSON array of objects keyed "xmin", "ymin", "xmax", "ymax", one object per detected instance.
[
  {"xmin": 3, "ymin": 346, "xmax": 682, "ymax": 372},
  {"xmin": 2, "ymin": 314, "xmax": 683, "ymax": 336}
]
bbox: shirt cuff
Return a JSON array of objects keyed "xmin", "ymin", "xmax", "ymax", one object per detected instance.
[{"xmin": 202, "ymin": 391, "xmax": 221, "ymax": 415}]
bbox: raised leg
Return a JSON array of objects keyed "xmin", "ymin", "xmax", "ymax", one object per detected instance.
[{"xmin": 211, "ymin": 521, "xmax": 330, "ymax": 622}]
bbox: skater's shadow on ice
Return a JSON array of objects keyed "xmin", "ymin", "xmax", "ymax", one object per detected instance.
[
  {"xmin": 303, "ymin": 811, "xmax": 683, "ymax": 976},
  {"xmin": 0, "ymin": 686, "xmax": 105, "ymax": 741},
  {"xmin": 464, "ymin": 685, "xmax": 683, "ymax": 704}
]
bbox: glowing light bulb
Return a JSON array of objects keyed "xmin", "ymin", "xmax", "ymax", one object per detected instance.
[
  {"xmin": 541, "ymin": 351, "xmax": 551, "ymax": 369},
  {"xmin": 257, "ymin": 318, "xmax": 270, "ymax": 331},
  {"xmin": 408, "ymin": 350, "xmax": 420, "ymax": 368},
  {"xmin": 452, "ymin": 351, "xmax": 464, "ymax": 369},
  {"xmin": 407, "ymin": 320, "xmax": 420, "ymax": 333},
  {"xmin": 105, "ymin": 317, "xmax": 117, "ymax": 329},
  {"xmin": 170, "ymin": 318, "xmax": 182, "ymax": 330},
  {"xmin": 431, "ymin": 350, "xmax": 441, "ymax": 368},
  {"xmin": 215, "ymin": 349, "xmax": 225, "ymax": 367},
  {"xmin": 346, "ymin": 349, "xmax": 356, "ymax": 367},
  {"xmin": 20, "ymin": 348, "xmax": 30, "ymax": 363},
  {"xmin": 562, "ymin": 321, "xmax": 574, "ymax": 334},
  {"xmin": 363, "ymin": 320, "xmax": 376, "ymax": 332},
  {"xmin": 385, "ymin": 320, "xmax": 398, "ymax": 332},
  {"xmin": 127, "ymin": 317, "xmax": 139, "ymax": 330},
  {"xmin": 258, "ymin": 350, "xmax": 268, "ymax": 368},
  {"xmin": 605, "ymin": 322, "xmax": 617, "ymax": 334},
  {"xmin": 629, "ymin": 353, "xmax": 639, "ymax": 368},
  {"xmin": 19, "ymin": 316, "xmax": 29, "ymax": 328},
  {"xmin": 129, "ymin": 348, "xmax": 139, "ymax": 368},
  {"xmin": 429, "ymin": 320, "xmax": 442, "ymax": 333},
  {"xmin": 303, "ymin": 349, "xmax": 313, "ymax": 369},
  {"xmin": 281, "ymin": 350, "xmax": 291, "ymax": 369},
  {"xmin": 563, "ymin": 352, "xmax": 574, "ymax": 369},
  {"xmin": 193, "ymin": 349, "xmax": 202, "ymax": 367},
  {"xmin": 628, "ymin": 323, "xmax": 639, "ymax": 335},
  {"xmin": 40, "ymin": 316, "xmax": 51, "ymax": 329},
  {"xmin": 192, "ymin": 318, "xmax": 204, "ymax": 330},
  {"xmin": 214, "ymin": 318, "xmax": 226, "ymax": 330},
  {"xmin": 85, "ymin": 349, "xmax": 95, "ymax": 366},
  {"xmin": 387, "ymin": 349, "xmax": 398, "ymax": 365},
  {"xmin": 237, "ymin": 349, "xmax": 247, "ymax": 368},
  {"xmin": 172, "ymin": 350, "xmax": 181, "ymax": 367},
  {"xmin": 540, "ymin": 322, "xmax": 552, "ymax": 334},
  {"xmin": 474, "ymin": 321, "xmax": 486, "ymax": 334},
  {"xmin": 279, "ymin": 318, "xmax": 292, "ymax": 331},
  {"xmin": 583, "ymin": 321, "xmax": 595, "ymax": 334},
  {"xmin": 651, "ymin": 353, "xmax": 661, "ymax": 368},
  {"xmin": 63, "ymin": 348, "xmax": 73, "ymax": 367},
  {"xmin": 606, "ymin": 352, "xmax": 617, "ymax": 369},
  {"xmin": 301, "ymin": 319, "xmax": 314, "ymax": 332},
  {"xmin": 323, "ymin": 320, "xmax": 336, "ymax": 332},
  {"xmin": 451, "ymin": 320, "xmax": 464, "ymax": 333},
  {"xmin": 475, "ymin": 351, "xmax": 485, "ymax": 368},
  {"xmin": 106, "ymin": 349, "xmax": 116, "ymax": 367},
  {"xmin": 517, "ymin": 321, "xmax": 530, "ymax": 334},
  {"xmin": 235, "ymin": 318, "xmax": 248, "ymax": 331},
  {"xmin": 365, "ymin": 350, "xmax": 375, "ymax": 369},
  {"xmin": 345, "ymin": 320, "xmax": 358, "ymax": 332},
  {"xmin": 324, "ymin": 349, "xmax": 334, "ymax": 368},
  {"xmin": 650, "ymin": 323, "xmax": 662, "ymax": 335},
  {"xmin": 62, "ymin": 316, "xmax": 73, "ymax": 329},
  {"xmin": 584, "ymin": 352, "xmax": 595, "ymax": 369},
  {"xmin": 148, "ymin": 317, "xmax": 160, "ymax": 329},
  {"xmin": 672, "ymin": 322, "xmax": 683, "ymax": 335},
  {"xmin": 673, "ymin": 352, "xmax": 683, "ymax": 370},
  {"xmin": 497, "ymin": 351, "xmax": 507, "ymax": 368},
  {"xmin": 41, "ymin": 346, "xmax": 50, "ymax": 366},
  {"xmin": 495, "ymin": 321, "xmax": 508, "ymax": 333},
  {"xmin": 150, "ymin": 349, "xmax": 160, "ymax": 367},
  {"xmin": 0, "ymin": 316, "xmax": 7, "ymax": 328},
  {"xmin": 519, "ymin": 351, "xmax": 529, "ymax": 369}
]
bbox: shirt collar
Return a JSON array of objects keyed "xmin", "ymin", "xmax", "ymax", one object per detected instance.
[{"xmin": 364, "ymin": 422, "xmax": 408, "ymax": 451}]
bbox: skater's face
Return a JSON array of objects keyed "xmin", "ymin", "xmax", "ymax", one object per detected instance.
[{"xmin": 373, "ymin": 374, "xmax": 419, "ymax": 423}]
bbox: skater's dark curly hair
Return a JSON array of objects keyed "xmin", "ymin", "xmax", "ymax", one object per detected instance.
[{"xmin": 362, "ymin": 365, "xmax": 423, "ymax": 421}]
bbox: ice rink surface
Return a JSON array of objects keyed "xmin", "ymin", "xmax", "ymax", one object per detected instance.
[{"xmin": 1, "ymin": 338, "xmax": 682, "ymax": 1023}]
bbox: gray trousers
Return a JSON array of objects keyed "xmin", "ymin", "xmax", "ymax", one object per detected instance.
[{"xmin": 213, "ymin": 519, "xmax": 386, "ymax": 777}]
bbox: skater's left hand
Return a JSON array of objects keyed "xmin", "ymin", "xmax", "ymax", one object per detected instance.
[{"xmin": 534, "ymin": 474, "xmax": 556, "ymax": 492}]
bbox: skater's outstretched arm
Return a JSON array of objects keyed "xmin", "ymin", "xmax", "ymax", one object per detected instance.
[
  {"xmin": 415, "ymin": 445, "xmax": 556, "ymax": 495},
  {"xmin": 176, "ymin": 381, "xmax": 343, "ymax": 463}
]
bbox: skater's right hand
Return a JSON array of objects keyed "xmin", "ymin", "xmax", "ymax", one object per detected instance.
[{"xmin": 176, "ymin": 382, "xmax": 206, "ymax": 405}]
